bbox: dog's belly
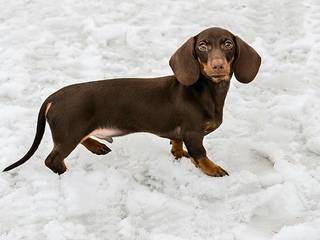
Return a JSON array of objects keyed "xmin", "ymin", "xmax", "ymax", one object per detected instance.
[
  {"xmin": 82, "ymin": 128, "xmax": 125, "ymax": 143},
  {"xmin": 156, "ymin": 126, "xmax": 182, "ymax": 139},
  {"xmin": 81, "ymin": 126, "xmax": 181, "ymax": 143}
]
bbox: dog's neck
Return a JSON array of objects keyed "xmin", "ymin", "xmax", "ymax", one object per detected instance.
[
  {"xmin": 207, "ymin": 76, "xmax": 230, "ymax": 113},
  {"xmin": 196, "ymin": 74, "xmax": 231, "ymax": 121}
]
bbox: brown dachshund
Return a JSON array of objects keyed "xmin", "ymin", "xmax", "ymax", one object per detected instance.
[{"xmin": 3, "ymin": 27, "xmax": 261, "ymax": 177}]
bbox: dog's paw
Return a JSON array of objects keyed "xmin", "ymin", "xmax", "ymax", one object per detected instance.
[
  {"xmin": 89, "ymin": 143, "xmax": 111, "ymax": 155},
  {"xmin": 193, "ymin": 157, "xmax": 229, "ymax": 177},
  {"xmin": 45, "ymin": 158, "xmax": 67, "ymax": 175},
  {"xmin": 171, "ymin": 149, "xmax": 190, "ymax": 159},
  {"xmin": 82, "ymin": 138, "xmax": 111, "ymax": 155},
  {"xmin": 206, "ymin": 165, "xmax": 229, "ymax": 177}
]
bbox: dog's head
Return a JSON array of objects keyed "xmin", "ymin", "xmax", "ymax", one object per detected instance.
[{"xmin": 169, "ymin": 27, "xmax": 261, "ymax": 85}]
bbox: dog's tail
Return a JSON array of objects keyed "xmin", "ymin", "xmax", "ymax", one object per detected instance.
[{"xmin": 3, "ymin": 101, "xmax": 48, "ymax": 172}]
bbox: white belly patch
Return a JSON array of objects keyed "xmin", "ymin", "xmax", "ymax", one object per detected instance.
[{"xmin": 81, "ymin": 128, "xmax": 124, "ymax": 143}]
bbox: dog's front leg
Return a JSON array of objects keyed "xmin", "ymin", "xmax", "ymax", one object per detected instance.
[
  {"xmin": 183, "ymin": 133, "xmax": 228, "ymax": 177},
  {"xmin": 170, "ymin": 139, "xmax": 190, "ymax": 159}
]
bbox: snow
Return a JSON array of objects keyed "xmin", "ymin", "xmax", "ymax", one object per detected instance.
[{"xmin": 1, "ymin": 0, "xmax": 320, "ymax": 239}]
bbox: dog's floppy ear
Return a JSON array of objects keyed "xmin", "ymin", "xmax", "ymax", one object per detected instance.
[
  {"xmin": 233, "ymin": 36, "xmax": 261, "ymax": 84},
  {"xmin": 169, "ymin": 37, "xmax": 200, "ymax": 86}
]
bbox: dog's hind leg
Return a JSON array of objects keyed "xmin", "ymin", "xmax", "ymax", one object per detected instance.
[
  {"xmin": 45, "ymin": 148, "xmax": 67, "ymax": 175},
  {"xmin": 44, "ymin": 141, "xmax": 78, "ymax": 175},
  {"xmin": 44, "ymin": 122, "xmax": 82, "ymax": 174},
  {"xmin": 81, "ymin": 138, "xmax": 111, "ymax": 155}
]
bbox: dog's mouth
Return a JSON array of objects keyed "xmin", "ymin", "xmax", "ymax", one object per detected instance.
[
  {"xmin": 209, "ymin": 74, "xmax": 230, "ymax": 82},
  {"xmin": 210, "ymin": 74, "xmax": 227, "ymax": 78}
]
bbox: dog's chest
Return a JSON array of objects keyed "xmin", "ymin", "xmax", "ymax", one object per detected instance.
[{"xmin": 203, "ymin": 120, "xmax": 220, "ymax": 134}]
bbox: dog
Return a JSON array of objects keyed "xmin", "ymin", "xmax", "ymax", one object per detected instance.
[{"xmin": 3, "ymin": 27, "xmax": 261, "ymax": 177}]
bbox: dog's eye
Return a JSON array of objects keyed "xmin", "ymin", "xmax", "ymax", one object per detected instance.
[
  {"xmin": 198, "ymin": 42, "xmax": 208, "ymax": 52},
  {"xmin": 223, "ymin": 40, "xmax": 233, "ymax": 50}
]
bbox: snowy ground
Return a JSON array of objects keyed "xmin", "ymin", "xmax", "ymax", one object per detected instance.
[{"xmin": 1, "ymin": 0, "xmax": 320, "ymax": 239}]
